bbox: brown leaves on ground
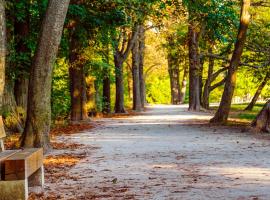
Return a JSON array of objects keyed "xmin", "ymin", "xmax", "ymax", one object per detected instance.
[
  {"xmin": 50, "ymin": 123, "xmax": 95, "ymax": 136},
  {"xmin": 51, "ymin": 142, "xmax": 84, "ymax": 150},
  {"xmin": 44, "ymin": 153, "xmax": 86, "ymax": 183}
]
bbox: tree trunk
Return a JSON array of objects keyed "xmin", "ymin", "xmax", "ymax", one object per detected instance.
[
  {"xmin": 0, "ymin": 0, "xmax": 6, "ymax": 139},
  {"xmin": 14, "ymin": 77, "xmax": 29, "ymax": 112},
  {"xmin": 199, "ymin": 57, "xmax": 204, "ymax": 105},
  {"xmin": 210, "ymin": 0, "xmax": 251, "ymax": 123},
  {"xmin": 102, "ymin": 69, "xmax": 111, "ymax": 114},
  {"xmin": 21, "ymin": 0, "xmax": 70, "ymax": 150},
  {"xmin": 102, "ymin": 45, "xmax": 111, "ymax": 114},
  {"xmin": 251, "ymin": 100, "xmax": 270, "ymax": 132},
  {"xmin": 113, "ymin": 25, "xmax": 140, "ymax": 113},
  {"xmin": 69, "ymin": 64, "xmax": 88, "ymax": 121},
  {"xmin": 114, "ymin": 57, "xmax": 126, "ymax": 113},
  {"xmin": 168, "ymin": 59, "xmax": 181, "ymax": 105},
  {"xmin": 180, "ymin": 65, "xmax": 188, "ymax": 104},
  {"xmin": 188, "ymin": 23, "xmax": 201, "ymax": 111},
  {"xmin": 138, "ymin": 25, "xmax": 146, "ymax": 108},
  {"xmin": 245, "ymin": 74, "xmax": 269, "ymax": 111},
  {"xmin": 132, "ymin": 35, "xmax": 142, "ymax": 111},
  {"xmin": 86, "ymin": 76, "xmax": 96, "ymax": 116},
  {"xmin": 202, "ymin": 50, "xmax": 215, "ymax": 109},
  {"xmin": 69, "ymin": 36, "xmax": 88, "ymax": 121}
]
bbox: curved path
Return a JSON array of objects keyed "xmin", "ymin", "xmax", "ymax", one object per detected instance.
[{"xmin": 48, "ymin": 105, "xmax": 270, "ymax": 200}]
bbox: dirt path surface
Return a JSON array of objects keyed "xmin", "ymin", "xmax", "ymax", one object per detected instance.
[{"xmin": 45, "ymin": 105, "xmax": 270, "ymax": 200}]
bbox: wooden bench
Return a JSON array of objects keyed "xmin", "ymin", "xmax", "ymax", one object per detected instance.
[{"xmin": 0, "ymin": 121, "xmax": 44, "ymax": 200}]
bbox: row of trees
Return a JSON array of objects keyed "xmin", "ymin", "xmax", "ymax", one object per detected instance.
[
  {"xmin": 163, "ymin": 0, "xmax": 269, "ymax": 129},
  {"xmin": 0, "ymin": 0, "xmax": 269, "ymax": 150}
]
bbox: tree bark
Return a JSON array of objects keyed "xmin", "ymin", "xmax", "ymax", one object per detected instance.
[
  {"xmin": 168, "ymin": 58, "xmax": 181, "ymax": 105},
  {"xmin": 210, "ymin": 0, "xmax": 251, "ymax": 123},
  {"xmin": 138, "ymin": 25, "xmax": 146, "ymax": 108},
  {"xmin": 114, "ymin": 58, "xmax": 126, "ymax": 113},
  {"xmin": 180, "ymin": 65, "xmax": 188, "ymax": 104},
  {"xmin": 69, "ymin": 35, "xmax": 88, "ymax": 121},
  {"xmin": 188, "ymin": 23, "xmax": 201, "ymax": 111},
  {"xmin": 132, "ymin": 34, "xmax": 142, "ymax": 111},
  {"xmin": 102, "ymin": 44, "xmax": 111, "ymax": 114},
  {"xmin": 0, "ymin": 0, "xmax": 6, "ymax": 139},
  {"xmin": 251, "ymin": 100, "xmax": 270, "ymax": 132},
  {"xmin": 202, "ymin": 49, "xmax": 215, "ymax": 109},
  {"xmin": 21, "ymin": 0, "xmax": 70, "ymax": 150},
  {"xmin": 245, "ymin": 73, "xmax": 269, "ymax": 111}
]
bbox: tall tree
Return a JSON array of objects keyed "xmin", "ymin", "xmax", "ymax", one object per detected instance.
[
  {"xmin": 0, "ymin": 0, "xmax": 6, "ymax": 142},
  {"xmin": 113, "ymin": 25, "xmax": 139, "ymax": 113},
  {"xmin": 132, "ymin": 31, "xmax": 142, "ymax": 111},
  {"xmin": 69, "ymin": 28, "xmax": 88, "ymax": 121},
  {"xmin": 21, "ymin": 0, "xmax": 70, "ymax": 150},
  {"xmin": 210, "ymin": 0, "xmax": 251, "ymax": 123},
  {"xmin": 188, "ymin": 22, "xmax": 201, "ymax": 111},
  {"xmin": 138, "ymin": 25, "xmax": 146, "ymax": 108},
  {"xmin": 167, "ymin": 35, "xmax": 181, "ymax": 104}
]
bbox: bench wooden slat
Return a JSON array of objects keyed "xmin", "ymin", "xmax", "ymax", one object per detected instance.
[
  {"xmin": 0, "ymin": 150, "xmax": 20, "ymax": 162},
  {"xmin": 4, "ymin": 148, "xmax": 43, "ymax": 181}
]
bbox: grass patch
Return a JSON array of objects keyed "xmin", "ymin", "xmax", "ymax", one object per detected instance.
[{"xmin": 211, "ymin": 102, "xmax": 264, "ymax": 122}]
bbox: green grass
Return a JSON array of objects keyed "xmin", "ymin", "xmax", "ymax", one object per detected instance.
[{"xmin": 211, "ymin": 103, "xmax": 264, "ymax": 122}]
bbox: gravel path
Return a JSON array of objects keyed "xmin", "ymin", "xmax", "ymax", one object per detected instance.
[{"xmin": 47, "ymin": 105, "xmax": 270, "ymax": 200}]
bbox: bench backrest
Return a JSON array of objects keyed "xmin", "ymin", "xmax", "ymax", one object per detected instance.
[{"xmin": 0, "ymin": 116, "xmax": 6, "ymax": 152}]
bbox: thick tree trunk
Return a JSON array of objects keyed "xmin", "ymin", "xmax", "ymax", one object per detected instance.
[
  {"xmin": 210, "ymin": 0, "xmax": 251, "ymax": 123},
  {"xmin": 245, "ymin": 74, "xmax": 269, "ymax": 111},
  {"xmin": 251, "ymin": 100, "xmax": 270, "ymax": 132},
  {"xmin": 69, "ymin": 36, "xmax": 88, "ymax": 121},
  {"xmin": 202, "ymin": 50, "xmax": 215, "ymax": 109},
  {"xmin": 180, "ymin": 65, "xmax": 188, "ymax": 104},
  {"xmin": 0, "ymin": 0, "xmax": 6, "ymax": 139},
  {"xmin": 138, "ymin": 25, "xmax": 146, "ymax": 108},
  {"xmin": 114, "ymin": 57, "xmax": 126, "ymax": 113},
  {"xmin": 132, "ymin": 35, "xmax": 142, "ymax": 111},
  {"xmin": 21, "ymin": 0, "xmax": 70, "ymax": 150},
  {"xmin": 188, "ymin": 24, "xmax": 201, "ymax": 111},
  {"xmin": 69, "ymin": 64, "xmax": 88, "ymax": 121}
]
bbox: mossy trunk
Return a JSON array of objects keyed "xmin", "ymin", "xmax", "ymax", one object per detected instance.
[{"xmin": 21, "ymin": 0, "xmax": 70, "ymax": 150}]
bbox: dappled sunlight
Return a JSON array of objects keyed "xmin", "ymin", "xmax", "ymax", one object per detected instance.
[{"xmin": 205, "ymin": 166, "xmax": 270, "ymax": 184}]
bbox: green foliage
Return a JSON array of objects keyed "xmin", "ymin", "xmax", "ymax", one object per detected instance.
[{"xmin": 51, "ymin": 59, "xmax": 71, "ymax": 120}]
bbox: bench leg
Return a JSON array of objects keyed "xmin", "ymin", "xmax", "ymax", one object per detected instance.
[
  {"xmin": 28, "ymin": 165, "xmax": 44, "ymax": 188},
  {"xmin": 0, "ymin": 179, "xmax": 28, "ymax": 200}
]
